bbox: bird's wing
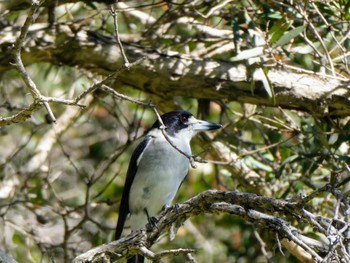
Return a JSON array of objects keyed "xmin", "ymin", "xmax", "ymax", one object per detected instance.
[{"xmin": 115, "ymin": 136, "xmax": 152, "ymax": 240}]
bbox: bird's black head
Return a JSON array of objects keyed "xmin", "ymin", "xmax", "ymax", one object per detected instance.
[
  {"xmin": 152, "ymin": 110, "xmax": 193, "ymax": 136},
  {"xmin": 152, "ymin": 110, "xmax": 222, "ymax": 137}
]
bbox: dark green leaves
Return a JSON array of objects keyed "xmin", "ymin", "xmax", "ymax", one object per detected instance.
[{"xmin": 269, "ymin": 21, "xmax": 305, "ymax": 48}]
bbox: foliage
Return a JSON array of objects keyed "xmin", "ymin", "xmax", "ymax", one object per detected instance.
[{"xmin": 0, "ymin": 0, "xmax": 350, "ymax": 263}]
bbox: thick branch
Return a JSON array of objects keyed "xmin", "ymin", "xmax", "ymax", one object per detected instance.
[
  {"xmin": 0, "ymin": 102, "xmax": 41, "ymax": 126},
  {"xmin": 1, "ymin": 24, "xmax": 349, "ymax": 117},
  {"xmin": 73, "ymin": 190, "xmax": 328, "ymax": 263}
]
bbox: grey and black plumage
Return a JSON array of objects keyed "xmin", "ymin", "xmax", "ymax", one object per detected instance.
[{"xmin": 115, "ymin": 110, "xmax": 222, "ymax": 263}]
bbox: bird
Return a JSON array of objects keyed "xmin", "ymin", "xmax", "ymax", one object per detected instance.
[{"xmin": 115, "ymin": 110, "xmax": 222, "ymax": 263}]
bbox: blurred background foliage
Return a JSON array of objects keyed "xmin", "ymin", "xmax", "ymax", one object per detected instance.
[{"xmin": 1, "ymin": 0, "xmax": 350, "ymax": 262}]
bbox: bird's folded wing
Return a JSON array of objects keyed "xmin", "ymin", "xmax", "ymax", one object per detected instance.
[{"xmin": 115, "ymin": 136, "xmax": 152, "ymax": 240}]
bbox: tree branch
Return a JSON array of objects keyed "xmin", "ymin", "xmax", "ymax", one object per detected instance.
[
  {"xmin": 12, "ymin": 0, "xmax": 57, "ymax": 123},
  {"xmin": 1, "ymin": 24, "xmax": 349, "ymax": 117},
  {"xmin": 73, "ymin": 190, "xmax": 329, "ymax": 263}
]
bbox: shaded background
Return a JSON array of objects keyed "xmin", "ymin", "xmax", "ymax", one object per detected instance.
[{"xmin": 1, "ymin": 1, "xmax": 350, "ymax": 262}]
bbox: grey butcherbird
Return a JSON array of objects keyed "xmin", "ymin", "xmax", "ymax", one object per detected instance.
[{"xmin": 115, "ymin": 110, "xmax": 222, "ymax": 263}]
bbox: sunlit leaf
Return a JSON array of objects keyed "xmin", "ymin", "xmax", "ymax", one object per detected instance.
[
  {"xmin": 328, "ymin": 133, "xmax": 339, "ymax": 145},
  {"xmin": 230, "ymin": 47, "xmax": 264, "ymax": 61},
  {"xmin": 274, "ymin": 25, "xmax": 305, "ymax": 47},
  {"xmin": 244, "ymin": 156, "xmax": 273, "ymax": 172},
  {"xmin": 253, "ymin": 67, "xmax": 275, "ymax": 103},
  {"xmin": 281, "ymin": 154, "xmax": 300, "ymax": 167},
  {"xmin": 269, "ymin": 19, "xmax": 292, "ymax": 44}
]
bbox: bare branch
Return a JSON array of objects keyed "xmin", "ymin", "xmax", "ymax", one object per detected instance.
[
  {"xmin": 12, "ymin": 0, "xmax": 57, "ymax": 122},
  {"xmin": 0, "ymin": 102, "xmax": 41, "ymax": 127},
  {"xmin": 110, "ymin": 4, "xmax": 130, "ymax": 68},
  {"xmin": 73, "ymin": 190, "xmax": 329, "ymax": 263},
  {"xmin": 294, "ymin": 3, "xmax": 335, "ymax": 76}
]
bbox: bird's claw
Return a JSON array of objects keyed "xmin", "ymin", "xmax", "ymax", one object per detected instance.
[
  {"xmin": 146, "ymin": 216, "xmax": 158, "ymax": 231},
  {"xmin": 174, "ymin": 203, "xmax": 180, "ymax": 213}
]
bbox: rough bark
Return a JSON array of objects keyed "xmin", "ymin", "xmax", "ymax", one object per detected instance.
[
  {"xmin": 1, "ymin": 23, "xmax": 349, "ymax": 117},
  {"xmin": 73, "ymin": 190, "xmax": 328, "ymax": 263}
]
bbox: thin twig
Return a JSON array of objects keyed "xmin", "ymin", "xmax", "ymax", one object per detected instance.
[
  {"xmin": 0, "ymin": 102, "xmax": 41, "ymax": 127},
  {"xmin": 295, "ymin": 4, "xmax": 335, "ymax": 76},
  {"xmin": 12, "ymin": 0, "xmax": 57, "ymax": 123},
  {"xmin": 154, "ymin": 248, "xmax": 196, "ymax": 261},
  {"xmin": 193, "ymin": 0, "xmax": 234, "ymax": 18},
  {"xmin": 311, "ymin": 2, "xmax": 345, "ymax": 59},
  {"xmin": 185, "ymin": 253, "xmax": 197, "ymax": 263},
  {"xmin": 275, "ymin": 233, "xmax": 284, "ymax": 256},
  {"xmin": 110, "ymin": 5, "xmax": 130, "ymax": 68},
  {"xmin": 75, "ymin": 57, "xmax": 145, "ymax": 103},
  {"xmin": 253, "ymin": 228, "xmax": 271, "ymax": 262},
  {"xmin": 101, "ymin": 85, "xmax": 152, "ymax": 107}
]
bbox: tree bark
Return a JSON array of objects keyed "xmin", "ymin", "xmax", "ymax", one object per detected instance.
[
  {"xmin": 73, "ymin": 190, "xmax": 327, "ymax": 263},
  {"xmin": 1, "ymin": 23, "xmax": 349, "ymax": 117}
]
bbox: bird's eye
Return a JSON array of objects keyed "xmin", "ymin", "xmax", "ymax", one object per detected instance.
[{"xmin": 180, "ymin": 115, "xmax": 188, "ymax": 123}]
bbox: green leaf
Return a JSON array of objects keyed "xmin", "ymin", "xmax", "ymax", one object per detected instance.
[
  {"xmin": 269, "ymin": 20, "xmax": 292, "ymax": 44},
  {"xmin": 256, "ymin": 67, "xmax": 275, "ymax": 103},
  {"xmin": 244, "ymin": 156, "xmax": 273, "ymax": 172},
  {"xmin": 274, "ymin": 25, "xmax": 305, "ymax": 47},
  {"xmin": 230, "ymin": 47, "xmax": 264, "ymax": 61},
  {"xmin": 281, "ymin": 154, "xmax": 300, "ymax": 167},
  {"xmin": 315, "ymin": 2, "xmax": 337, "ymax": 16},
  {"xmin": 304, "ymin": 157, "xmax": 323, "ymax": 175},
  {"xmin": 345, "ymin": 1, "xmax": 350, "ymax": 20},
  {"xmin": 335, "ymin": 154, "xmax": 350, "ymax": 161},
  {"xmin": 85, "ymin": 1, "xmax": 98, "ymax": 9},
  {"xmin": 232, "ymin": 18, "xmax": 241, "ymax": 44},
  {"xmin": 282, "ymin": 110, "xmax": 301, "ymax": 129}
]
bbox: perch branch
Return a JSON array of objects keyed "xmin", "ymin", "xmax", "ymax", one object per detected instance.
[{"xmin": 73, "ymin": 190, "xmax": 327, "ymax": 263}]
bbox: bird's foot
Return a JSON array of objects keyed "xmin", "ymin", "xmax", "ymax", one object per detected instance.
[
  {"xmin": 144, "ymin": 208, "xmax": 158, "ymax": 231},
  {"xmin": 174, "ymin": 203, "xmax": 180, "ymax": 213},
  {"xmin": 146, "ymin": 216, "xmax": 158, "ymax": 231}
]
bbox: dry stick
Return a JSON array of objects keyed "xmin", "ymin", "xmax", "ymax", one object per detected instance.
[
  {"xmin": 101, "ymin": 84, "xmax": 152, "ymax": 107},
  {"xmin": 210, "ymin": 202, "xmax": 323, "ymax": 262},
  {"xmin": 275, "ymin": 232, "xmax": 284, "ymax": 256},
  {"xmin": 253, "ymin": 228, "xmax": 270, "ymax": 262},
  {"xmin": 74, "ymin": 57, "xmax": 146, "ymax": 105},
  {"xmin": 0, "ymin": 103, "xmax": 41, "ymax": 127},
  {"xmin": 311, "ymin": 2, "xmax": 346, "ymax": 59},
  {"xmin": 274, "ymin": 63, "xmax": 347, "ymax": 81},
  {"xmin": 139, "ymin": 246, "xmax": 156, "ymax": 260},
  {"xmin": 110, "ymin": 4, "xmax": 130, "ymax": 68},
  {"xmin": 8, "ymin": 0, "xmax": 85, "ymax": 127},
  {"xmin": 154, "ymin": 248, "xmax": 196, "ymax": 262},
  {"xmin": 185, "ymin": 253, "xmax": 197, "ymax": 263},
  {"xmin": 0, "ymin": 97, "xmax": 86, "ymax": 127},
  {"xmin": 4, "ymin": 1, "xmax": 141, "ymax": 127},
  {"xmin": 295, "ymin": 4, "xmax": 335, "ymax": 76},
  {"xmin": 12, "ymin": 0, "xmax": 57, "ymax": 123}
]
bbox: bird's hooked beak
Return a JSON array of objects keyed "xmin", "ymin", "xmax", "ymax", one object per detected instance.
[{"xmin": 189, "ymin": 116, "xmax": 222, "ymax": 131}]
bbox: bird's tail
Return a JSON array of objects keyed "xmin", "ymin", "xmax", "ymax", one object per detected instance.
[{"xmin": 127, "ymin": 255, "xmax": 144, "ymax": 263}]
